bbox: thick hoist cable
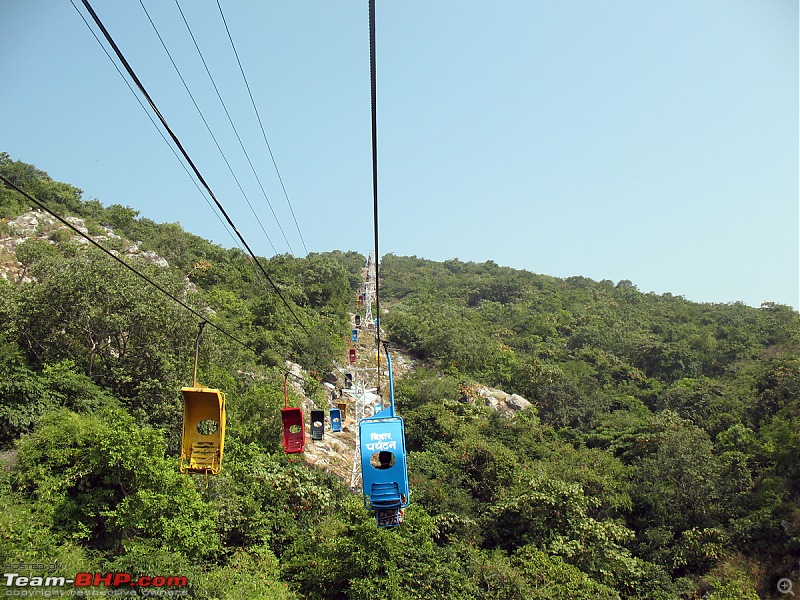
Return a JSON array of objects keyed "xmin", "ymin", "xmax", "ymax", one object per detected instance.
[
  {"xmin": 368, "ymin": 0, "xmax": 382, "ymax": 393},
  {"xmin": 78, "ymin": 0, "xmax": 309, "ymax": 336}
]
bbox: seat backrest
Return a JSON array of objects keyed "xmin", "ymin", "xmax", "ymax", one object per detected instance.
[
  {"xmin": 310, "ymin": 410, "xmax": 325, "ymax": 441},
  {"xmin": 180, "ymin": 387, "xmax": 226, "ymax": 474},
  {"xmin": 359, "ymin": 417, "xmax": 410, "ymax": 510},
  {"xmin": 281, "ymin": 407, "xmax": 305, "ymax": 453}
]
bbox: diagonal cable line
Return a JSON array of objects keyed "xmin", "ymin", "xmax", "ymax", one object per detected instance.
[
  {"xmin": 77, "ymin": 0, "xmax": 309, "ymax": 334},
  {"xmin": 369, "ymin": 0, "xmax": 382, "ymax": 392},
  {"xmin": 0, "ymin": 174, "xmax": 250, "ymax": 349},
  {"xmin": 69, "ymin": 0, "xmax": 271, "ymax": 294},
  {"xmin": 215, "ymin": 0, "xmax": 309, "ymax": 255},
  {"xmin": 174, "ymin": 0, "xmax": 295, "ymax": 255},
  {"xmin": 68, "ymin": 0, "xmax": 244, "ymax": 256},
  {"xmin": 139, "ymin": 0, "xmax": 278, "ymax": 255}
]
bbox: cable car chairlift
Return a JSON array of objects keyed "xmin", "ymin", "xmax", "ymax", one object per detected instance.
[
  {"xmin": 330, "ymin": 403, "xmax": 343, "ymax": 432},
  {"xmin": 180, "ymin": 323, "xmax": 226, "ymax": 476},
  {"xmin": 359, "ymin": 345, "xmax": 410, "ymax": 527},
  {"xmin": 311, "ymin": 409, "xmax": 325, "ymax": 441},
  {"xmin": 281, "ymin": 374, "xmax": 306, "ymax": 453}
]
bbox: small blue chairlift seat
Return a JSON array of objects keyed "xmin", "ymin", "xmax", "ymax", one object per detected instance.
[
  {"xmin": 358, "ymin": 345, "xmax": 410, "ymax": 528},
  {"xmin": 330, "ymin": 408, "xmax": 342, "ymax": 432}
]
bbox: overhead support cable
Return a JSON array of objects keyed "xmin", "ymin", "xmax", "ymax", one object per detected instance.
[
  {"xmin": 138, "ymin": 0, "xmax": 278, "ymax": 255},
  {"xmin": 68, "ymin": 0, "xmax": 242, "ymax": 253},
  {"xmin": 215, "ymin": 0, "xmax": 309, "ymax": 256},
  {"xmin": 368, "ymin": 0, "xmax": 381, "ymax": 392},
  {"xmin": 173, "ymin": 0, "xmax": 295, "ymax": 255},
  {"xmin": 78, "ymin": 0, "xmax": 309, "ymax": 335},
  {"xmin": 0, "ymin": 174, "xmax": 248, "ymax": 349}
]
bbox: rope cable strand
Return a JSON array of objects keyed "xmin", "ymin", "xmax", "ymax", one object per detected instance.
[
  {"xmin": 215, "ymin": 0, "xmax": 309, "ymax": 256},
  {"xmin": 68, "ymin": 0, "xmax": 240, "ymax": 252},
  {"xmin": 138, "ymin": 0, "xmax": 278, "ymax": 255},
  {"xmin": 368, "ymin": 0, "xmax": 381, "ymax": 391},
  {"xmin": 172, "ymin": 0, "xmax": 292, "ymax": 255},
  {"xmin": 70, "ymin": 0, "xmax": 274, "ymax": 300},
  {"xmin": 77, "ymin": 0, "xmax": 309, "ymax": 335}
]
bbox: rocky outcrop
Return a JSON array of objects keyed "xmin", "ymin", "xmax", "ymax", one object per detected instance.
[
  {"xmin": 467, "ymin": 385, "xmax": 532, "ymax": 413},
  {"xmin": 0, "ymin": 210, "xmax": 170, "ymax": 282}
]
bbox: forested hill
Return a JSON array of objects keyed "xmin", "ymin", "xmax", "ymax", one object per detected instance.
[{"xmin": 1, "ymin": 152, "xmax": 799, "ymax": 599}]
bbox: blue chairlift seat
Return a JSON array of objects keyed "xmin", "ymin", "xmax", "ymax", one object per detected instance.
[
  {"xmin": 330, "ymin": 407, "xmax": 342, "ymax": 432},
  {"xmin": 358, "ymin": 345, "xmax": 409, "ymax": 528},
  {"xmin": 359, "ymin": 416, "xmax": 409, "ymax": 528}
]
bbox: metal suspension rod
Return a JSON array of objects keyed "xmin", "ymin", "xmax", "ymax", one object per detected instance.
[
  {"xmin": 192, "ymin": 322, "xmax": 207, "ymax": 387},
  {"xmin": 383, "ymin": 342, "xmax": 395, "ymax": 417}
]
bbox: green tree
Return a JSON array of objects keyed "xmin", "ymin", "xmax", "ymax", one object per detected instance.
[
  {"xmin": 485, "ymin": 474, "xmax": 651, "ymax": 592},
  {"xmin": 14, "ymin": 409, "xmax": 219, "ymax": 558},
  {"xmin": 297, "ymin": 254, "xmax": 351, "ymax": 314},
  {"xmin": 14, "ymin": 238, "xmax": 59, "ymax": 281},
  {"xmin": 14, "ymin": 250, "xmax": 197, "ymax": 428},
  {"xmin": 630, "ymin": 411, "xmax": 722, "ymax": 534},
  {"xmin": 511, "ymin": 546, "xmax": 620, "ymax": 599},
  {"xmin": 194, "ymin": 547, "xmax": 293, "ymax": 599},
  {"xmin": 0, "ymin": 153, "xmax": 83, "ymax": 217}
]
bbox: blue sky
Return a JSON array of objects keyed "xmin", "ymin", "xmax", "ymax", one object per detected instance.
[{"xmin": 2, "ymin": 0, "xmax": 798, "ymax": 309}]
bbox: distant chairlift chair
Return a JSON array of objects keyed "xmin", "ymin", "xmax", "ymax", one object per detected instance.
[
  {"xmin": 281, "ymin": 375, "xmax": 306, "ymax": 454},
  {"xmin": 330, "ymin": 407, "xmax": 342, "ymax": 432},
  {"xmin": 311, "ymin": 409, "xmax": 325, "ymax": 441}
]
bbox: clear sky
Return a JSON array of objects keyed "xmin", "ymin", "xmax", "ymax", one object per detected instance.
[{"xmin": 2, "ymin": 1, "xmax": 798, "ymax": 309}]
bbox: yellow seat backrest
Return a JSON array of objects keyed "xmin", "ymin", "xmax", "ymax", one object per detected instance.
[{"xmin": 180, "ymin": 387, "xmax": 226, "ymax": 475}]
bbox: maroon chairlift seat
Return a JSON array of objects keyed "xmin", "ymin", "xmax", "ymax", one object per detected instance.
[{"xmin": 281, "ymin": 376, "xmax": 305, "ymax": 454}]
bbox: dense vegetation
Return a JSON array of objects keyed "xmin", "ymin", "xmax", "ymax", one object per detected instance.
[{"xmin": 1, "ymin": 152, "xmax": 799, "ymax": 598}]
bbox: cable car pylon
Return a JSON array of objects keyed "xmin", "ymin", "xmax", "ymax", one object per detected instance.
[
  {"xmin": 362, "ymin": 252, "xmax": 376, "ymax": 329},
  {"xmin": 349, "ymin": 380, "xmax": 368, "ymax": 492}
]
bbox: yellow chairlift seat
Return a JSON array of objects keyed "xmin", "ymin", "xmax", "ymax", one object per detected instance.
[{"xmin": 180, "ymin": 386, "xmax": 226, "ymax": 475}]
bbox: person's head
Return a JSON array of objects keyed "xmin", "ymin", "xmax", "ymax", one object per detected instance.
[{"xmin": 378, "ymin": 451, "xmax": 392, "ymax": 468}]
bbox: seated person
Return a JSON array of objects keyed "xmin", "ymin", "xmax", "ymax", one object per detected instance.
[
  {"xmin": 376, "ymin": 507, "xmax": 404, "ymax": 527},
  {"xmin": 377, "ymin": 451, "xmax": 393, "ymax": 469}
]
